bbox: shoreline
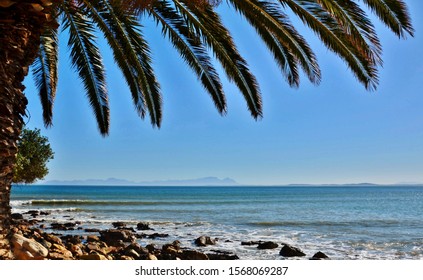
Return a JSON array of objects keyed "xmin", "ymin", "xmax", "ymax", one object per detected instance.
[{"xmin": 8, "ymin": 210, "xmax": 328, "ymax": 260}]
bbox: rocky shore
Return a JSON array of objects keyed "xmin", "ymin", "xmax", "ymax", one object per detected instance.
[{"xmin": 3, "ymin": 211, "xmax": 329, "ymax": 260}]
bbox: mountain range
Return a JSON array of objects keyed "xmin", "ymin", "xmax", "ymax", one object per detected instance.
[{"xmin": 41, "ymin": 176, "xmax": 238, "ymax": 186}]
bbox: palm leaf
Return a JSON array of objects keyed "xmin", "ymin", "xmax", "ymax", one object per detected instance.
[
  {"xmin": 229, "ymin": 0, "xmax": 321, "ymax": 87},
  {"xmin": 62, "ymin": 4, "xmax": 110, "ymax": 135},
  {"xmin": 362, "ymin": 0, "xmax": 414, "ymax": 38},
  {"xmin": 100, "ymin": 0, "xmax": 162, "ymax": 127},
  {"xmin": 173, "ymin": 0, "xmax": 262, "ymax": 118},
  {"xmin": 149, "ymin": 0, "xmax": 226, "ymax": 113},
  {"xmin": 280, "ymin": 0, "xmax": 379, "ymax": 90},
  {"xmin": 312, "ymin": 0, "xmax": 382, "ymax": 65},
  {"xmin": 32, "ymin": 27, "xmax": 58, "ymax": 127},
  {"xmin": 82, "ymin": 0, "xmax": 147, "ymax": 119}
]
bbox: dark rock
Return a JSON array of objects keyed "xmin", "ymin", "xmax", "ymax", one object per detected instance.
[
  {"xmin": 43, "ymin": 233, "xmax": 63, "ymax": 245},
  {"xmin": 136, "ymin": 222, "xmax": 152, "ymax": 231},
  {"xmin": 39, "ymin": 211, "xmax": 50, "ymax": 216},
  {"xmin": 279, "ymin": 245, "xmax": 306, "ymax": 257},
  {"xmin": 146, "ymin": 244, "xmax": 157, "ymax": 253},
  {"xmin": 241, "ymin": 241, "xmax": 261, "ymax": 246},
  {"xmin": 85, "ymin": 228, "xmax": 100, "ymax": 233},
  {"xmin": 112, "ymin": 222, "xmax": 126, "ymax": 228},
  {"xmin": 207, "ymin": 250, "xmax": 239, "ymax": 260},
  {"xmin": 61, "ymin": 235, "xmax": 82, "ymax": 245},
  {"xmin": 125, "ymin": 243, "xmax": 149, "ymax": 256},
  {"xmin": 87, "ymin": 235, "xmax": 100, "ymax": 243},
  {"xmin": 100, "ymin": 229, "xmax": 135, "ymax": 246},
  {"xmin": 257, "ymin": 241, "xmax": 279, "ymax": 250},
  {"xmin": 147, "ymin": 233, "xmax": 169, "ymax": 239},
  {"xmin": 195, "ymin": 236, "xmax": 217, "ymax": 247},
  {"xmin": 181, "ymin": 250, "xmax": 209, "ymax": 260},
  {"xmin": 11, "ymin": 213, "xmax": 24, "ymax": 220},
  {"xmin": 310, "ymin": 251, "xmax": 329, "ymax": 260}
]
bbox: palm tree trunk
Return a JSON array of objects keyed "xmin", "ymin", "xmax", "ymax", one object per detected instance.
[{"xmin": 0, "ymin": 2, "xmax": 51, "ymax": 259}]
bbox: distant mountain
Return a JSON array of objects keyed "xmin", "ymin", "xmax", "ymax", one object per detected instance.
[{"xmin": 42, "ymin": 176, "xmax": 238, "ymax": 186}]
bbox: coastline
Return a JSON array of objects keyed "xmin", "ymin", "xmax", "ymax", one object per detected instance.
[{"xmin": 8, "ymin": 211, "xmax": 326, "ymax": 260}]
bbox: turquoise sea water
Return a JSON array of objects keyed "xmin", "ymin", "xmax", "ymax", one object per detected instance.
[{"xmin": 10, "ymin": 185, "xmax": 423, "ymax": 260}]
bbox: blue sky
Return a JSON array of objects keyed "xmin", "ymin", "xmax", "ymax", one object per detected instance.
[{"xmin": 23, "ymin": 1, "xmax": 423, "ymax": 185}]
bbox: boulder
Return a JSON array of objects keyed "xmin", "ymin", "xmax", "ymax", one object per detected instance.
[
  {"xmin": 136, "ymin": 222, "xmax": 152, "ymax": 231},
  {"xmin": 181, "ymin": 250, "xmax": 209, "ymax": 260},
  {"xmin": 87, "ymin": 235, "xmax": 100, "ymax": 243},
  {"xmin": 80, "ymin": 253, "xmax": 108, "ymax": 260},
  {"xmin": 241, "ymin": 241, "xmax": 261, "ymax": 246},
  {"xmin": 257, "ymin": 241, "xmax": 279, "ymax": 250},
  {"xmin": 11, "ymin": 234, "xmax": 48, "ymax": 260},
  {"xmin": 310, "ymin": 251, "xmax": 329, "ymax": 260},
  {"xmin": 43, "ymin": 233, "xmax": 63, "ymax": 245},
  {"xmin": 112, "ymin": 222, "xmax": 127, "ymax": 228},
  {"xmin": 195, "ymin": 236, "xmax": 217, "ymax": 247},
  {"xmin": 11, "ymin": 213, "xmax": 24, "ymax": 220},
  {"xmin": 99, "ymin": 229, "xmax": 135, "ymax": 246},
  {"xmin": 279, "ymin": 245, "xmax": 306, "ymax": 257},
  {"xmin": 207, "ymin": 250, "xmax": 239, "ymax": 260},
  {"xmin": 147, "ymin": 253, "xmax": 158, "ymax": 260}
]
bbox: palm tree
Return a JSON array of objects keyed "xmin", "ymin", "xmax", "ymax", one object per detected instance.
[{"xmin": 0, "ymin": 0, "xmax": 413, "ymax": 258}]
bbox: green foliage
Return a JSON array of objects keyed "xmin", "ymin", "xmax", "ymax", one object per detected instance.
[{"xmin": 13, "ymin": 128, "xmax": 54, "ymax": 184}]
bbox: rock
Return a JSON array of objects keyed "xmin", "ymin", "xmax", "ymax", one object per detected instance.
[
  {"xmin": 99, "ymin": 229, "xmax": 135, "ymax": 246},
  {"xmin": 61, "ymin": 235, "xmax": 82, "ymax": 245},
  {"xmin": 181, "ymin": 250, "xmax": 209, "ymax": 260},
  {"xmin": 11, "ymin": 213, "xmax": 24, "ymax": 220},
  {"xmin": 11, "ymin": 234, "xmax": 48, "ymax": 260},
  {"xmin": 195, "ymin": 236, "xmax": 217, "ymax": 247},
  {"xmin": 43, "ymin": 233, "xmax": 63, "ymax": 245},
  {"xmin": 49, "ymin": 243, "xmax": 73, "ymax": 259},
  {"xmin": 241, "ymin": 241, "xmax": 261, "ymax": 246},
  {"xmin": 279, "ymin": 245, "xmax": 306, "ymax": 257},
  {"xmin": 124, "ymin": 249, "xmax": 140, "ymax": 259},
  {"xmin": 119, "ymin": 255, "xmax": 134, "ymax": 260},
  {"xmin": 207, "ymin": 250, "xmax": 239, "ymax": 260},
  {"xmin": 69, "ymin": 244, "xmax": 83, "ymax": 257},
  {"xmin": 146, "ymin": 244, "xmax": 157, "ymax": 253},
  {"xmin": 136, "ymin": 222, "xmax": 152, "ymax": 231},
  {"xmin": 125, "ymin": 243, "xmax": 149, "ymax": 256},
  {"xmin": 80, "ymin": 253, "xmax": 108, "ymax": 260},
  {"xmin": 257, "ymin": 241, "xmax": 279, "ymax": 250},
  {"xmin": 146, "ymin": 233, "xmax": 169, "ymax": 239},
  {"xmin": 147, "ymin": 253, "xmax": 158, "ymax": 260},
  {"xmin": 310, "ymin": 251, "xmax": 329, "ymax": 260},
  {"xmin": 85, "ymin": 228, "xmax": 100, "ymax": 233},
  {"xmin": 112, "ymin": 222, "xmax": 126, "ymax": 228},
  {"xmin": 87, "ymin": 235, "xmax": 100, "ymax": 243}
]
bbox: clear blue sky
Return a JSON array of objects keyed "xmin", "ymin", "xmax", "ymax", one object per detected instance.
[{"xmin": 23, "ymin": 1, "xmax": 423, "ymax": 185}]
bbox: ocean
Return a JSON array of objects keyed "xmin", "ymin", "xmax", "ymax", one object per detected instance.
[{"xmin": 10, "ymin": 185, "xmax": 423, "ymax": 260}]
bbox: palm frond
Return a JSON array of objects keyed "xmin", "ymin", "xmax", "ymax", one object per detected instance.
[
  {"xmin": 82, "ymin": 0, "xmax": 147, "ymax": 119},
  {"xmin": 62, "ymin": 4, "xmax": 110, "ymax": 135},
  {"xmin": 362, "ymin": 0, "xmax": 414, "ymax": 38},
  {"xmin": 100, "ymin": 0, "xmax": 162, "ymax": 127},
  {"xmin": 173, "ymin": 0, "xmax": 262, "ymax": 119},
  {"xmin": 229, "ymin": 0, "xmax": 321, "ymax": 87},
  {"xmin": 149, "ymin": 0, "xmax": 226, "ymax": 113},
  {"xmin": 280, "ymin": 0, "xmax": 379, "ymax": 90},
  {"xmin": 313, "ymin": 0, "xmax": 382, "ymax": 65},
  {"xmin": 32, "ymin": 27, "xmax": 58, "ymax": 127}
]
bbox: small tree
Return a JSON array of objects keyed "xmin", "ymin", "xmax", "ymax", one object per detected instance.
[{"xmin": 13, "ymin": 128, "xmax": 54, "ymax": 184}]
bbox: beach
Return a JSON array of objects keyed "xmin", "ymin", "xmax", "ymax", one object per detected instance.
[{"xmin": 9, "ymin": 185, "xmax": 423, "ymax": 260}]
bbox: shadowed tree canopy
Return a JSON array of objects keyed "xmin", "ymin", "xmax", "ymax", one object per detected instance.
[{"xmin": 13, "ymin": 127, "xmax": 54, "ymax": 184}]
